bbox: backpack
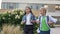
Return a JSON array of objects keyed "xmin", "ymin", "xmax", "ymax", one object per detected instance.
[
  {"xmin": 39, "ymin": 16, "xmax": 49, "ymax": 23},
  {"xmin": 39, "ymin": 16, "xmax": 50, "ymax": 30}
]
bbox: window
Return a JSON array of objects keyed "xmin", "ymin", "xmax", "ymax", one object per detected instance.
[
  {"xmin": 29, "ymin": 4, "xmax": 44, "ymax": 10},
  {"xmin": 2, "ymin": 2, "xmax": 19, "ymax": 9},
  {"xmin": 55, "ymin": 5, "xmax": 60, "ymax": 10}
]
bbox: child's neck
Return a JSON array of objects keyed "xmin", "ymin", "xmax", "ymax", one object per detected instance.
[
  {"xmin": 26, "ymin": 13, "xmax": 31, "ymax": 15},
  {"xmin": 42, "ymin": 14, "xmax": 46, "ymax": 16}
]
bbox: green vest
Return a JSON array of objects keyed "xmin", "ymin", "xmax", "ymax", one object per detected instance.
[{"xmin": 40, "ymin": 16, "xmax": 50, "ymax": 31}]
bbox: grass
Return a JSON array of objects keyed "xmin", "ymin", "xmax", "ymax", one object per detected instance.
[{"xmin": 0, "ymin": 24, "xmax": 23, "ymax": 34}]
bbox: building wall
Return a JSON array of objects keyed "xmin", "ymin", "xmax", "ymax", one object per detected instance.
[
  {"xmin": 1, "ymin": 2, "xmax": 44, "ymax": 10},
  {"xmin": 1, "ymin": 2, "xmax": 28, "ymax": 9},
  {"xmin": 2, "ymin": 0, "xmax": 60, "ymax": 4},
  {"xmin": 1, "ymin": 0, "xmax": 60, "ymax": 16}
]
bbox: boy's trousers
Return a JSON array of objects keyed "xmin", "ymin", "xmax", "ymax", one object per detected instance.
[{"xmin": 40, "ymin": 30, "xmax": 50, "ymax": 34}]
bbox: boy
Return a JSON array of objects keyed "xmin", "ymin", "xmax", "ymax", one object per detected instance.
[{"xmin": 36, "ymin": 7, "xmax": 57, "ymax": 34}]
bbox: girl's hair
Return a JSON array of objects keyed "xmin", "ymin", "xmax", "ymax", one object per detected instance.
[{"xmin": 24, "ymin": 6, "xmax": 33, "ymax": 15}]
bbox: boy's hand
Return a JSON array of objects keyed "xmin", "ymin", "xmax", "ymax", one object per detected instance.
[
  {"xmin": 36, "ymin": 20, "xmax": 40, "ymax": 24},
  {"xmin": 48, "ymin": 21, "xmax": 53, "ymax": 25}
]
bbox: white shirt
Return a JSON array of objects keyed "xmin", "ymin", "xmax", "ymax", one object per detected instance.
[{"xmin": 26, "ymin": 13, "xmax": 33, "ymax": 25}]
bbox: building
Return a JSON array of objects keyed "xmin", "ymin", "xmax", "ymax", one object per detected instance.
[{"xmin": 0, "ymin": 0, "xmax": 60, "ymax": 24}]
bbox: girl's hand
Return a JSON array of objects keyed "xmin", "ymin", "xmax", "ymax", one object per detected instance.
[
  {"xmin": 21, "ymin": 20, "xmax": 25, "ymax": 24},
  {"xmin": 31, "ymin": 20, "xmax": 36, "ymax": 23}
]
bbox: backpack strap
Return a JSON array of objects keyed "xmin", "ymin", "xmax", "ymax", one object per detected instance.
[
  {"xmin": 38, "ymin": 16, "xmax": 41, "ymax": 31},
  {"xmin": 47, "ymin": 16, "xmax": 50, "ymax": 27},
  {"xmin": 47, "ymin": 16, "xmax": 49, "ymax": 22}
]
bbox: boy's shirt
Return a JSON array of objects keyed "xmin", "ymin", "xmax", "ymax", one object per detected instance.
[
  {"xmin": 40, "ymin": 16, "xmax": 50, "ymax": 31},
  {"xmin": 37, "ymin": 15, "xmax": 57, "ymax": 32}
]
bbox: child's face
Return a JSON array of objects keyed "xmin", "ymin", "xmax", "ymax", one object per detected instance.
[
  {"xmin": 25, "ymin": 8, "xmax": 30, "ymax": 14},
  {"xmin": 40, "ymin": 9, "xmax": 46, "ymax": 16}
]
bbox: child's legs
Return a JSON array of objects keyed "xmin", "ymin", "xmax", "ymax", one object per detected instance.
[
  {"xmin": 24, "ymin": 25, "xmax": 34, "ymax": 34},
  {"xmin": 24, "ymin": 25, "xmax": 29, "ymax": 34},
  {"xmin": 28, "ymin": 25, "xmax": 34, "ymax": 34},
  {"xmin": 47, "ymin": 30, "xmax": 50, "ymax": 34},
  {"xmin": 38, "ymin": 33, "xmax": 40, "ymax": 34}
]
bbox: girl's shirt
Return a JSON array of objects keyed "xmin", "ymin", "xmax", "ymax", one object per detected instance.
[
  {"xmin": 26, "ymin": 13, "xmax": 33, "ymax": 25},
  {"xmin": 22, "ymin": 13, "xmax": 36, "ymax": 25}
]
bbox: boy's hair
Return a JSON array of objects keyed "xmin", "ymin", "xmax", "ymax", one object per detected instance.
[{"xmin": 39, "ymin": 7, "xmax": 47, "ymax": 13}]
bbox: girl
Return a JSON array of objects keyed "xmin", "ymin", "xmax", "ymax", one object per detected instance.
[
  {"xmin": 21, "ymin": 6, "xmax": 36, "ymax": 34},
  {"xmin": 36, "ymin": 7, "xmax": 57, "ymax": 34}
]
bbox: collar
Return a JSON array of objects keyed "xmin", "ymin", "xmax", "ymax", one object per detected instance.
[{"xmin": 26, "ymin": 13, "xmax": 31, "ymax": 16}]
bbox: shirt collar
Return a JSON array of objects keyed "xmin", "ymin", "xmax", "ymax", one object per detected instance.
[
  {"xmin": 39, "ymin": 14, "xmax": 48, "ymax": 16},
  {"xmin": 26, "ymin": 13, "xmax": 31, "ymax": 16}
]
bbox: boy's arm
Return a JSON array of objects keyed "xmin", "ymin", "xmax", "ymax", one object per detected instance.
[{"xmin": 49, "ymin": 15, "xmax": 57, "ymax": 23}]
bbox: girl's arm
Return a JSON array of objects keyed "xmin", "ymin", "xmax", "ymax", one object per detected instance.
[
  {"xmin": 21, "ymin": 16, "xmax": 26, "ymax": 24},
  {"xmin": 21, "ymin": 20, "xmax": 26, "ymax": 24},
  {"xmin": 31, "ymin": 15, "xmax": 36, "ymax": 23}
]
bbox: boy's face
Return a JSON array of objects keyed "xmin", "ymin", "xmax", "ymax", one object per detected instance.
[{"xmin": 40, "ymin": 9, "xmax": 46, "ymax": 16}]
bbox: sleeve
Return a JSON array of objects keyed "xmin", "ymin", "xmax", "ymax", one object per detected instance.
[
  {"xmin": 22, "ymin": 16, "xmax": 25, "ymax": 21},
  {"xmin": 32, "ymin": 15, "xmax": 36, "ymax": 20},
  {"xmin": 49, "ymin": 15, "xmax": 57, "ymax": 23}
]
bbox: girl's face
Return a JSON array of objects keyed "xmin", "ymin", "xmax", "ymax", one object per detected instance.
[
  {"xmin": 25, "ymin": 8, "xmax": 31, "ymax": 14},
  {"xmin": 40, "ymin": 9, "xmax": 46, "ymax": 16}
]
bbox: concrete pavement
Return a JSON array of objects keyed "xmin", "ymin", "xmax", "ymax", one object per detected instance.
[{"xmin": 51, "ymin": 27, "xmax": 60, "ymax": 34}]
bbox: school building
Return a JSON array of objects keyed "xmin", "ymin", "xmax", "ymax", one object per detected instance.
[{"xmin": 0, "ymin": 0, "xmax": 60, "ymax": 24}]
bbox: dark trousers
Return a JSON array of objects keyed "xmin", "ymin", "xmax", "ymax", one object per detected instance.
[
  {"xmin": 24, "ymin": 25, "xmax": 34, "ymax": 34},
  {"xmin": 40, "ymin": 30, "xmax": 50, "ymax": 34}
]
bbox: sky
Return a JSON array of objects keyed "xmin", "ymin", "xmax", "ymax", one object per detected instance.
[{"xmin": 0, "ymin": 0, "xmax": 2, "ymax": 9}]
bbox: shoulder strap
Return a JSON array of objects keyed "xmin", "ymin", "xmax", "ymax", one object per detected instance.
[
  {"xmin": 39, "ymin": 16, "xmax": 41, "ymax": 22},
  {"xmin": 47, "ymin": 16, "xmax": 51, "ymax": 27},
  {"xmin": 47, "ymin": 16, "xmax": 49, "ymax": 22},
  {"xmin": 39, "ymin": 16, "xmax": 41, "ymax": 31}
]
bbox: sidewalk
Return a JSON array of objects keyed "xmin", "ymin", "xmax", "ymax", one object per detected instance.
[{"xmin": 51, "ymin": 26, "xmax": 60, "ymax": 34}]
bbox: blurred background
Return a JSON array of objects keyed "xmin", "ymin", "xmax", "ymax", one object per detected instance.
[
  {"xmin": 0, "ymin": 0, "xmax": 60, "ymax": 24},
  {"xmin": 0, "ymin": 0, "xmax": 60, "ymax": 34}
]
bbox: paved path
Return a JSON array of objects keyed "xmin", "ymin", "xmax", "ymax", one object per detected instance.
[{"xmin": 51, "ymin": 27, "xmax": 60, "ymax": 34}]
